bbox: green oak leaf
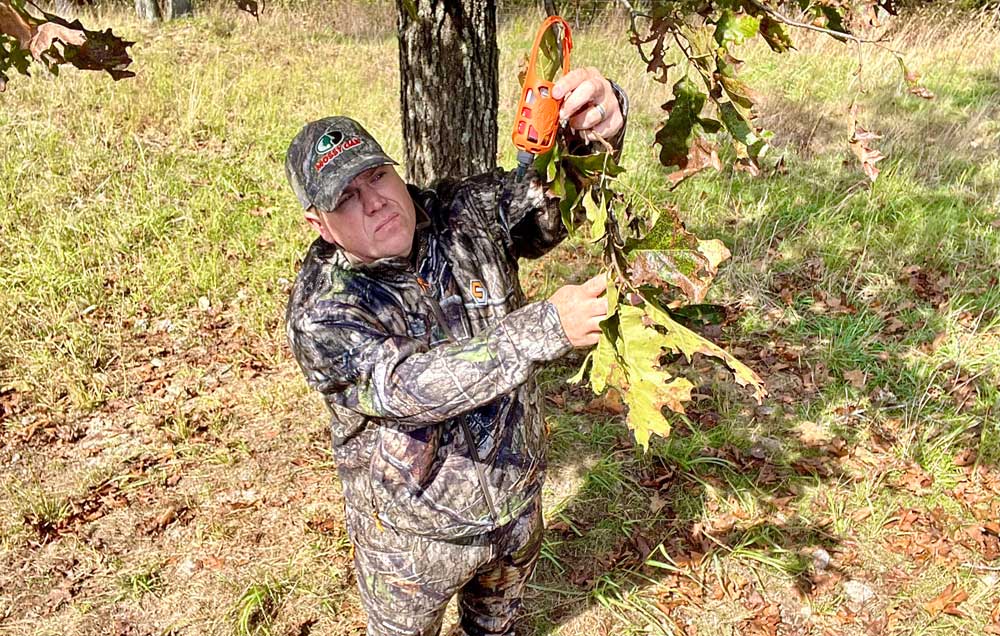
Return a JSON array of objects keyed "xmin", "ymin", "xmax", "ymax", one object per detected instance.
[
  {"xmin": 562, "ymin": 152, "xmax": 625, "ymax": 178},
  {"xmin": 815, "ymin": 5, "xmax": 849, "ymax": 39},
  {"xmin": 716, "ymin": 54, "xmax": 756, "ymax": 110},
  {"xmin": 616, "ymin": 304, "xmax": 691, "ymax": 447},
  {"xmin": 537, "ymin": 21, "xmax": 567, "ymax": 83},
  {"xmin": 641, "ymin": 295, "xmax": 766, "ymax": 403},
  {"xmin": 588, "ymin": 196, "xmax": 608, "ymax": 241},
  {"xmin": 759, "ymin": 16, "xmax": 794, "ymax": 53},
  {"xmin": 714, "ymin": 11, "xmax": 760, "ymax": 48},
  {"xmin": 682, "ymin": 25, "xmax": 716, "ymax": 74},
  {"xmin": 719, "ymin": 101, "xmax": 772, "ymax": 161},
  {"xmin": 655, "ymin": 75, "xmax": 708, "ymax": 169},
  {"xmin": 626, "ymin": 208, "xmax": 732, "ymax": 304},
  {"xmin": 577, "ymin": 284, "xmax": 766, "ymax": 449}
]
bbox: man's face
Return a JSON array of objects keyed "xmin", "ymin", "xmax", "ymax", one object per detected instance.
[{"xmin": 305, "ymin": 165, "xmax": 417, "ymax": 263}]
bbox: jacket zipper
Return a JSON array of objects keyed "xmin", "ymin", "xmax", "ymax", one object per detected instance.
[{"xmin": 415, "ymin": 274, "xmax": 501, "ymax": 525}]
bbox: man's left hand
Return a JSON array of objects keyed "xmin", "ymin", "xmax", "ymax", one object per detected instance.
[{"xmin": 551, "ymin": 67, "xmax": 623, "ymax": 143}]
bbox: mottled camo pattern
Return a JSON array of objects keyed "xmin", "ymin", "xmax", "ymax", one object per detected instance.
[
  {"xmin": 351, "ymin": 494, "xmax": 543, "ymax": 636},
  {"xmin": 286, "ymin": 168, "xmax": 572, "ymax": 540}
]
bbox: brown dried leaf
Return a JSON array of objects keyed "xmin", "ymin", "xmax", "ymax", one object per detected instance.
[
  {"xmin": 666, "ymin": 136, "xmax": 722, "ymax": 188},
  {"xmin": 649, "ymin": 491, "xmax": 668, "ymax": 513},
  {"xmin": 235, "ymin": 0, "xmax": 261, "ymax": 20},
  {"xmin": 144, "ymin": 504, "xmax": 183, "ymax": 535},
  {"xmin": 923, "ymin": 584, "xmax": 968, "ymax": 617},
  {"xmin": 848, "ymin": 105, "xmax": 884, "ymax": 182},
  {"xmin": 903, "ymin": 68, "xmax": 935, "ymax": 100},
  {"xmin": 843, "ymin": 369, "xmax": 866, "ymax": 389},
  {"xmin": 35, "ymin": 12, "xmax": 134, "ymax": 80},
  {"xmin": 28, "ymin": 21, "xmax": 85, "ymax": 58},
  {"xmin": 0, "ymin": 0, "xmax": 33, "ymax": 45},
  {"xmin": 584, "ymin": 388, "xmax": 625, "ymax": 415}
]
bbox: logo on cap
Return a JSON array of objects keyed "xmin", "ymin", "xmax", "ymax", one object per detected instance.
[
  {"xmin": 314, "ymin": 128, "xmax": 362, "ymax": 172},
  {"xmin": 315, "ymin": 130, "xmax": 344, "ymax": 155}
]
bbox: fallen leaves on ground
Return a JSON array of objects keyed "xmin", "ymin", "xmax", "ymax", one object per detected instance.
[{"xmin": 922, "ymin": 583, "xmax": 968, "ymax": 617}]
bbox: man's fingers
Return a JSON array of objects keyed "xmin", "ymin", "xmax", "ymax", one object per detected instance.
[
  {"xmin": 585, "ymin": 297, "xmax": 607, "ymax": 319},
  {"xmin": 559, "ymin": 80, "xmax": 598, "ymax": 123},
  {"xmin": 591, "ymin": 111, "xmax": 624, "ymax": 140},
  {"xmin": 552, "ymin": 67, "xmax": 593, "ymax": 100},
  {"xmin": 567, "ymin": 97, "xmax": 612, "ymax": 132},
  {"xmin": 587, "ymin": 315, "xmax": 606, "ymax": 333},
  {"xmin": 583, "ymin": 273, "xmax": 607, "ymax": 295}
]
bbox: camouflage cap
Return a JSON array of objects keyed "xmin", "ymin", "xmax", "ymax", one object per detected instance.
[{"xmin": 285, "ymin": 116, "xmax": 398, "ymax": 211}]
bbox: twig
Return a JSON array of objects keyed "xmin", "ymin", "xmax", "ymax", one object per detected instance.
[
  {"xmin": 615, "ymin": 0, "xmax": 649, "ymax": 20},
  {"xmin": 743, "ymin": 0, "xmax": 888, "ymax": 46},
  {"xmin": 961, "ymin": 562, "xmax": 1000, "ymax": 572}
]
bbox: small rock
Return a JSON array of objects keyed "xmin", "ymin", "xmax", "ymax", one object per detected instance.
[
  {"xmin": 842, "ymin": 579, "xmax": 875, "ymax": 606},
  {"xmin": 750, "ymin": 436, "xmax": 782, "ymax": 460},
  {"xmin": 198, "ymin": 296, "xmax": 211, "ymax": 311},
  {"xmin": 176, "ymin": 556, "xmax": 199, "ymax": 578},
  {"xmin": 812, "ymin": 548, "xmax": 831, "ymax": 572}
]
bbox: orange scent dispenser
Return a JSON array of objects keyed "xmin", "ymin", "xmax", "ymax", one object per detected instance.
[{"xmin": 511, "ymin": 15, "xmax": 572, "ymax": 178}]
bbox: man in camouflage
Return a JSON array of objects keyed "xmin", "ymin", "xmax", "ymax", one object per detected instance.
[{"xmin": 284, "ymin": 68, "xmax": 627, "ymax": 636}]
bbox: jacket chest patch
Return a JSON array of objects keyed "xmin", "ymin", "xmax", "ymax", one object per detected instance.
[{"xmin": 469, "ymin": 279, "xmax": 488, "ymax": 306}]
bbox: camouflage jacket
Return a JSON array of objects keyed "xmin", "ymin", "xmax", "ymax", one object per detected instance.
[{"xmin": 287, "ymin": 92, "xmax": 627, "ymax": 541}]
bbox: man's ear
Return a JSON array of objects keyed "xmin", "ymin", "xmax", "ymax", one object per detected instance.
[
  {"xmin": 303, "ymin": 207, "xmax": 322, "ymax": 232},
  {"xmin": 303, "ymin": 207, "xmax": 336, "ymax": 243}
]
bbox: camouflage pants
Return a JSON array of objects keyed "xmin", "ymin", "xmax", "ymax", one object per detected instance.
[{"xmin": 347, "ymin": 495, "xmax": 543, "ymax": 636}]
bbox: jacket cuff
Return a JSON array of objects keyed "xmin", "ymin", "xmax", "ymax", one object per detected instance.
[
  {"xmin": 502, "ymin": 300, "xmax": 573, "ymax": 363},
  {"xmin": 605, "ymin": 80, "xmax": 629, "ymax": 158}
]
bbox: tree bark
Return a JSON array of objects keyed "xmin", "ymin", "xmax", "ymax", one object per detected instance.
[
  {"xmin": 135, "ymin": 0, "xmax": 161, "ymax": 22},
  {"xmin": 168, "ymin": 0, "xmax": 193, "ymax": 19},
  {"xmin": 396, "ymin": 0, "xmax": 498, "ymax": 186}
]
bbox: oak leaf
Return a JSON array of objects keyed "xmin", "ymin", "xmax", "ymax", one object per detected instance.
[{"xmin": 922, "ymin": 584, "xmax": 968, "ymax": 617}]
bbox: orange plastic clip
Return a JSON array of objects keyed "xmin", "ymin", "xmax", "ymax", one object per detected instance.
[{"xmin": 511, "ymin": 15, "xmax": 572, "ymax": 156}]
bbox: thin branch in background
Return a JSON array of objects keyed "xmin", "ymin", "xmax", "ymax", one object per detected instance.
[
  {"xmin": 614, "ymin": 0, "xmax": 649, "ymax": 41},
  {"xmin": 743, "ymin": 0, "xmax": 885, "ymax": 45}
]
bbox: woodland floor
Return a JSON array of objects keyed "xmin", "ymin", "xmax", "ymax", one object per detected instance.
[{"xmin": 2, "ymin": 3, "xmax": 999, "ymax": 635}]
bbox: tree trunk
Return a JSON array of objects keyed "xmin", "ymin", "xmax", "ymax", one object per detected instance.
[
  {"xmin": 396, "ymin": 0, "xmax": 498, "ymax": 186},
  {"xmin": 168, "ymin": 0, "xmax": 193, "ymax": 19},
  {"xmin": 135, "ymin": 0, "xmax": 162, "ymax": 22}
]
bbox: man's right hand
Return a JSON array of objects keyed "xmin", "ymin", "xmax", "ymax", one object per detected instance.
[{"xmin": 548, "ymin": 273, "xmax": 608, "ymax": 348}]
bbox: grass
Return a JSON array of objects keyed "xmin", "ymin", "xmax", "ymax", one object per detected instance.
[
  {"xmin": 1, "ymin": 1, "xmax": 999, "ymax": 635},
  {"xmin": 233, "ymin": 577, "xmax": 288, "ymax": 636}
]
